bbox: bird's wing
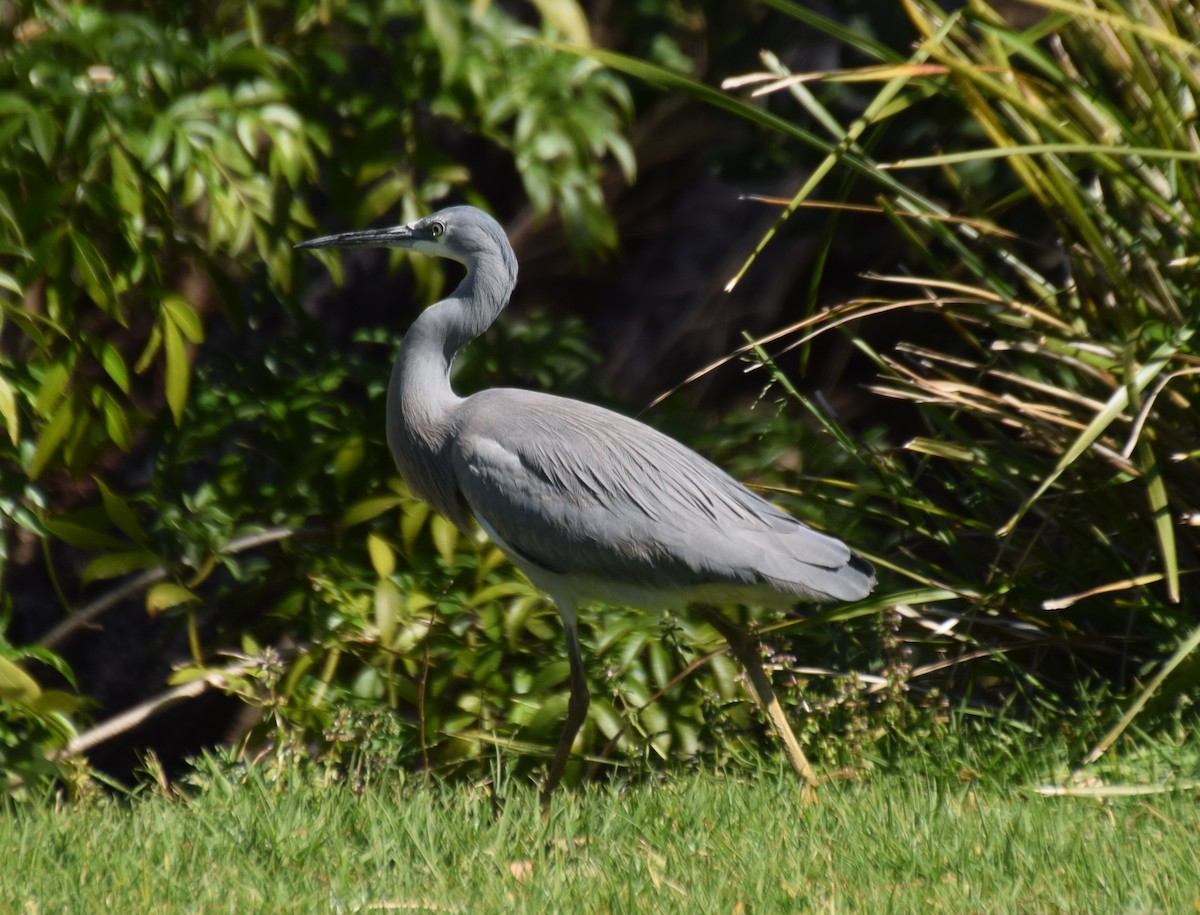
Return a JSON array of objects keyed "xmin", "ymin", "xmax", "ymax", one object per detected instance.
[{"xmin": 449, "ymin": 389, "xmax": 873, "ymax": 603}]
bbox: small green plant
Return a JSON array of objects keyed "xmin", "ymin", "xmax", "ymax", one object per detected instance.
[
  {"xmin": 0, "ymin": 0, "xmax": 635, "ymax": 793},
  {"xmin": 582, "ymin": 0, "xmax": 1199, "ymax": 762}
]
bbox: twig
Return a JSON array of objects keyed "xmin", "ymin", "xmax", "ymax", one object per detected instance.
[
  {"xmin": 38, "ymin": 525, "xmax": 299, "ymax": 650},
  {"xmin": 56, "ymin": 668, "xmax": 242, "ymax": 760}
]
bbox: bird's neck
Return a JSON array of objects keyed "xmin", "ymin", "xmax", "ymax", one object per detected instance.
[{"xmin": 386, "ymin": 249, "xmax": 517, "ymax": 526}]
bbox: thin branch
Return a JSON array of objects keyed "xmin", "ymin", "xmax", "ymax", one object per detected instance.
[
  {"xmin": 57, "ymin": 668, "xmax": 241, "ymax": 760},
  {"xmin": 37, "ymin": 568, "xmax": 168, "ymax": 651},
  {"xmin": 38, "ymin": 525, "xmax": 300, "ymax": 650}
]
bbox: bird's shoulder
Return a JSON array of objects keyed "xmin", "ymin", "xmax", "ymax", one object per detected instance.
[
  {"xmin": 449, "ymin": 387, "xmax": 790, "ymax": 526},
  {"xmin": 445, "ymin": 388, "xmax": 868, "ymax": 603},
  {"xmin": 453, "ymin": 388, "xmax": 716, "ymax": 480}
]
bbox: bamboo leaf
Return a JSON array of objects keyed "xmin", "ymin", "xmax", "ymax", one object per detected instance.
[
  {"xmin": 465, "ymin": 581, "xmax": 537, "ymax": 608},
  {"xmin": 100, "ymin": 391, "xmax": 133, "ymax": 451},
  {"xmin": 31, "ymin": 689, "xmax": 85, "ymax": 717},
  {"xmin": 98, "ymin": 342, "xmax": 131, "ymax": 393},
  {"xmin": 528, "ymin": 0, "xmax": 591, "ymax": 45},
  {"xmin": 374, "ymin": 578, "xmax": 402, "ymax": 645},
  {"xmin": 145, "ymin": 582, "xmax": 199, "ymax": 615},
  {"xmin": 71, "ymin": 232, "xmax": 119, "ymax": 318},
  {"xmin": 42, "ymin": 517, "xmax": 125, "ymax": 550},
  {"xmin": 340, "ymin": 495, "xmax": 404, "ymax": 530},
  {"xmin": 0, "ymin": 371, "xmax": 18, "ymax": 444},
  {"xmin": 367, "ymin": 532, "xmax": 396, "ymax": 579},
  {"xmin": 134, "ymin": 323, "xmax": 163, "ymax": 374},
  {"xmin": 109, "ymin": 144, "xmax": 144, "ymax": 222},
  {"xmin": 0, "ymin": 655, "xmax": 41, "ymax": 703},
  {"xmin": 429, "ymin": 514, "xmax": 459, "ymax": 566},
  {"xmin": 81, "ymin": 549, "xmax": 161, "ymax": 584},
  {"xmin": 95, "ymin": 478, "xmax": 147, "ymax": 545},
  {"xmin": 28, "ymin": 394, "xmax": 74, "ymax": 480},
  {"xmin": 162, "ymin": 294, "xmax": 205, "ymax": 344},
  {"xmin": 162, "ymin": 317, "xmax": 190, "ymax": 425},
  {"xmin": 401, "ymin": 499, "xmax": 432, "ymax": 553},
  {"xmin": 26, "ymin": 107, "xmax": 58, "ymax": 163},
  {"xmin": 33, "ymin": 362, "xmax": 70, "ymax": 419}
]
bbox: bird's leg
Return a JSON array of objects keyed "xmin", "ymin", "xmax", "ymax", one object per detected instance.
[
  {"xmin": 540, "ymin": 612, "xmax": 590, "ymax": 819},
  {"xmin": 698, "ymin": 606, "xmax": 818, "ymax": 804}
]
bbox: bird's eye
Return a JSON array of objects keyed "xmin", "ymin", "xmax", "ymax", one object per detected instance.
[{"xmin": 430, "ymin": 221, "xmax": 445, "ymax": 238}]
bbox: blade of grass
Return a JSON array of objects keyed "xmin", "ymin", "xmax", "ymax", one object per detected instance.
[
  {"xmin": 722, "ymin": 10, "xmax": 962, "ymax": 293},
  {"xmin": 1018, "ymin": 0, "xmax": 1200, "ymax": 58},
  {"xmin": 998, "ymin": 327, "xmax": 1193, "ymax": 536},
  {"xmin": 1082, "ymin": 620, "xmax": 1200, "ymax": 764},
  {"xmin": 884, "ymin": 144, "xmax": 1200, "ymax": 170},
  {"xmin": 542, "ymin": 40, "xmax": 951, "ymax": 222},
  {"xmin": 1137, "ymin": 441, "xmax": 1180, "ymax": 603}
]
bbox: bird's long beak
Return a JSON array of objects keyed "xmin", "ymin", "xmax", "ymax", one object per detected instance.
[{"xmin": 295, "ymin": 224, "xmax": 416, "ymax": 250}]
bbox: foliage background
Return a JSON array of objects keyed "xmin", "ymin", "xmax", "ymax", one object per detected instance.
[{"xmin": 1, "ymin": 0, "xmax": 1196, "ymax": 796}]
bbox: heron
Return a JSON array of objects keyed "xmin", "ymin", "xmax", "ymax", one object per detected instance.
[{"xmin": 297, "ymin": 205, "xmax": 874, "ymax": 814}]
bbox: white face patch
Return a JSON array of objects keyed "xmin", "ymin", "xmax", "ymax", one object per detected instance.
[{"xmin": 410, "ymin": 237, "xmax": 444, "ymax": 256}]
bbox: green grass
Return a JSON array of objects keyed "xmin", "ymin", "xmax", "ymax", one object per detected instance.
[{"xmin": 4, "ymin": 756, "xmax": 1198, "ymax": 913}]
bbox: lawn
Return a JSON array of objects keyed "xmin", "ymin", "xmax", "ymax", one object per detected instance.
[{"xmin": 4, "ymin": 756, "xmax": 1197, "ymax": 913}]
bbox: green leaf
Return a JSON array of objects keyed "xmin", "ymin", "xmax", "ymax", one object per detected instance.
[
  {"xmin": 98, "ymin": 342, "xmax": 130, "ymax": 393},
  {"xmin": 28, "ymin": 394, "xmax": 74, "ymax": 480},
  {"xmin": 0, "ymin": 371, "xmax": 19, "ymax": 444},
  {"xmin": 134, "ymin": 323, "xmax": 163, "ymax": 375},
  {"xmin": 0, "ymin": 92, "xmax": 32, "ymax": 115},
  {"xmin": 33, "ymin": 362, "xmax": 70, "ymax": 419},
  {"xmin": 0, "ymin": 655, "xmax": 41, "ymax": 703},
  {"xmin": 42, "ymin": 516, "xmax": 125, "ymax": 550},
  {"xmin": 145, "ymin": 582, "xmax": 198, "ymax": 615},
  {"xmin": 352, "ymin": 666, "xmax": 385, "ymax": 700},
  {"xmin": 429, "ymin": 514, "xmax": 459, "ymax": 566},
  {"xmin": 236, "ymin": 113, "xmax": 260, "ymax": 158},
  {"xmin": 71, "ymin": 232, "xmax": 119, "ymax": 317},
  {"xmin": 109, "ymin": 144, "xmax": 144, "ymax": 222},
  {"xmin": 528, "ymin": 0, "xmax": 591, "ymax": 45},
  {"xmin": 465, "ymin": 581, "xmax": 538, "ymax": 609},
  {"xmin": 26, "ymin": 107, "xmax": 58, "ymax": 164},
  {"xmin": 648, "ymin": 640, "xmax": 671, "ymax": 690},
  {"xmin": 340, "ymin": 495, "xmax": 404, "ymax": 530},
  {"xmin": 367, "ymin": 531, "xmax": 396, "ymax": 578},
  {"xmin": 423, "ymin": 0, "xmax": 462, "ymax": 69},
  {"xmin": 162, "ymin": 317, "xmax": 190, "ymax": 425},
  {"xmin": 1139, "ymin": 442, "xmax": 1179, "ymax": 603},
  {"xmin": 0, "ymin": 268, "xmax": 22, "ymax": 297},
  {"xmin": 401, "ymin": 499, "xmax": 432, "ymax": 553},
  {"xmin": 332, "ymin": 435, "xmax": 364, "ymax": 480},
  {"xmin": 162, "ymin": 294, "xmax": 205, "ymax": 344},
  {"xmin": 95, "ymin": 478, "xmax": 147, "ymax": 545},
  {"xmin": 81, "ymin": 549, "xmax": 161, "ymax": 584},
  {"xmin": 167, "ymin": 665, "xmax": 215, "ymax": 686},
  {"xmin": 998, "ymin": 329, "xmax": 1192, "ymax": 535},
  {"xmin": 100, "ymin": 391, "xmax": 133, "ymax": 451},
  {"xmin": 31, "ymin": 689, "xmax": 85, "ymax": 717},
  {"xmin": 374, "ymin": 578, "xmax": 402, "ymax": 645},
  {"xmin": 1084, "ymin": 621, "xmax": 1200, "ymax": 765}
]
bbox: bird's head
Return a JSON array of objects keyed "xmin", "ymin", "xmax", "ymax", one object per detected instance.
[{"xmin": 296, "ymin": 205, "xmax": 513, "ymax": 274}]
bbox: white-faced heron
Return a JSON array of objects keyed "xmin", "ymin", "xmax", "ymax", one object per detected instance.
[{"xmin": 298, "ymin": 205, "xmax": 875, "ymax": 814}]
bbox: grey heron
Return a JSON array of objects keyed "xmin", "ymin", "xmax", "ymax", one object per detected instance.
[{"xmin": 297, "ymin": 205, "xmax": 874, "ymax": 813}]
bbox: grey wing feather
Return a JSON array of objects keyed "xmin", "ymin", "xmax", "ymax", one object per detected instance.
[{"xmin": 449, "ymin": 389, "xmax": 874, "ymax": 603}]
